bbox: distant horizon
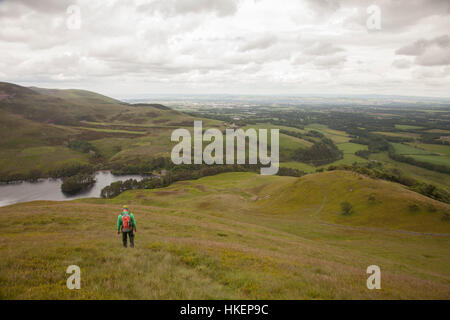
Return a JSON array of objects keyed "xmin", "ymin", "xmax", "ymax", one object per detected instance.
[{"xmin": 4, "ymin": 80, "xmax": 450, "ymax": 101}]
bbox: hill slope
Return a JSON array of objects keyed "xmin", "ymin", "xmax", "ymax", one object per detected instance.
[
  {"xmin": 0, "ymin": 82, "xmax": 127, "ymax": 124},
  {"xmin": 0, "ymin": 82, "xmax": 220, "ymax": 179},
  {"xmin": 1, "ymin": 171, "xmax": 449, "ymax": 299}
]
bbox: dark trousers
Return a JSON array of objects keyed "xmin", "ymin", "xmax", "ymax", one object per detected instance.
[{"xmin": 122, "ymin": 230, "xmax": 135, "ymax": 248}]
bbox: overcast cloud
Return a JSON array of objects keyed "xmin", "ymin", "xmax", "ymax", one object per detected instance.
[{"xmin": 0, "ymin": 0, "xmax": 449, "ymax": 97}]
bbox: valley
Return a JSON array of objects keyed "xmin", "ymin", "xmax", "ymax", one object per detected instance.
[{"xmin": 1, "ymin": 82, "xmax": 449, "ymax": 300}]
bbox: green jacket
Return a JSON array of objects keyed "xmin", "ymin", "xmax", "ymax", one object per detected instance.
[{"xmin": 117, "ymin": 211, "xmax": 136, "ymax": 231}]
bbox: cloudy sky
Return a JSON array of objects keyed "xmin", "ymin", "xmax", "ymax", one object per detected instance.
[{"xmin": 1, "ymin": 0, "xmax": 449, "ymax": 98}]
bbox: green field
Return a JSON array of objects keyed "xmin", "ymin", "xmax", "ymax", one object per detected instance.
[
  {"xmin": 391, "ymin": 143, "xmax": 433, "ymax": 155},
  {"xmin": 426, "ymin": 129, "xmax": 450, "ymax": 134},
  {"xmin": 337, "ymin": 142, "xmax": 368, "ymax": 154},
  {"xmin": 373, "ymin": 131, "xmax": 420, "ymax": 139},
  {"xmin": 410, "ymin": 143, "xmax": 450, "ymax": 156},
  {"xmin": 280, "ymin": 161, "xmax": 316, "ymax": 173},
  {"xmin": 305, "ymin": 124, "xmax": 350, "ymax": 144},
  {"xmin": 391, "ymin": 143, "xmax": 450, "ymax": 168},
  {"xmin": 323, "ymin": 154, "xmax": 368, "ymax": 167},
  {"xmin": 1, "ymin": 171, "xmax": 449, "ymax": 299},
  {"xmin": 395, "ymin": 124, "xmax": 424, "ymax": 130},
  {"xmin": 0, "ymin": 146, "xmax": 89, "ymax": 176},
  {"xmin": 409, "ymin": 155, "xmax": 450, "ymax": 166},
  {"xmin": 243, "ymin": 124, "xmax": 312, "ymax": 161}
]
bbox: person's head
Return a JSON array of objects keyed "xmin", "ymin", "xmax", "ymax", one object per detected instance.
[{"xmin": 123, "ymin": 205, "xmax": 129, "ymax": 212}]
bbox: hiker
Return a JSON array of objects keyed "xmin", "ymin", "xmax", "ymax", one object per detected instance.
[{"xmin": 117, "ymin": 205, "xmax": 137, "ymax": 248}]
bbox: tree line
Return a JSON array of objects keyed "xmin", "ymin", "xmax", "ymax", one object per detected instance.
[{"xmin": 280, "ymin": 129, "xmax": 343, "ymax": 166}]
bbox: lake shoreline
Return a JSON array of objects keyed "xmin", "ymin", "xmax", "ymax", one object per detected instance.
[{"xmin": 0, "ymin": 171, "xmax": 146, "ymax": 207}]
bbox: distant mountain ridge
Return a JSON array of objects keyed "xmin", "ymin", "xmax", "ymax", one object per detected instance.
[{"xmin": 0, "ymin": 82, "xmax": 130, "ymax": 125}]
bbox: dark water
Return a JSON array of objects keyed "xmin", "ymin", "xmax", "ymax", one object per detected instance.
[{"xmin": 0, "ymin": 171, "xmax": 144, "ymax": 207}]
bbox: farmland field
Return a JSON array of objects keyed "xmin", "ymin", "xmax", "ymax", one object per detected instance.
[
  {"xmin": 395, "ymin": 124, "xmax": 424, "ymax": 130},
  {"xmin": 410, "ymin": 143, "xmax": 450, "ymax": 156},
  {"xmin": 391, "ymin": 143, "xmax": 433, "ymax": 155},
  {"xmin": 337, "ymin": 143, "xmax": 368, "ymax": 154},
  {"xmin": 409, "ymin": 155, "xmax": 450, "ymax": 166}
]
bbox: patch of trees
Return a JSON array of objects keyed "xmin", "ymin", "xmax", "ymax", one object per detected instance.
[
  {"xmin": 293, "ymin": 138, "xmax": 343, "ymax": 166},
  {"xmin": 0, "ymin": 163, "xmax": 96, "ymax": 183},
  {"xmin": 61, "ymin": 173, "xmax": 96, "ymax": 195},
  {"xmin": 100, "ymin": 178, "xmax": 142, "ymax": 198},
  {"xmin": 110, "ymin": 157, "xmax": 175, "ymax": 175},
  {"xmin": 68, "ymin": 140, "xmax": 97, "ymax": 153},
  {"xmin": 0, "ymin": 171, "xmax": 38, "ymax": 183},
  {"xmin": 269, "ymin": 120, "xmax": 305, "ymax": 130},
  {"xmin": 410, "ymin": 183, "xmax": 450, "ymax": 204},
  {"xmin": 67, "ymin": 140, "xmax": 105, "ymax": 165},
  {"xmin": 355, "ymin": 150, "xmax": 371, "ymax": 159},
  {"xmin": 49, "ymin": 163, "xmax": 95, "ymax": 179},
  {"xmin": 279, "ymin": 129, "xmax": 323, "ymax": 143},
  {"xmin": 340, "ymin": 201, "xmax": 354, "ymax": 216},
  {"xmin": 277, "ymin": 167, "xmax": 305, "ymax": 177},
  {"xmin": 420, "ymin": 132, "xmax": 450, "ymax": 145},
  {"xmin": 349, "ymin": 133, "xmax": 389, "ymax": 153},
  {"xmin": 280, "ymin": 129, "xmax": 342, "ymax": 167},
  {"xmin": 381, "ymin": 136, "xmax": 414, "ymax": 143}
]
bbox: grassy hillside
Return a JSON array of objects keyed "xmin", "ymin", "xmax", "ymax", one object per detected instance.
[
  {"xmin": 0, "ymin": 82, "xmax": 223, "ymax": 178},
  {"xmin": 1, "ymin": 171, "xmax": 449, "ymax": 299},
  {"xmin": 0, "ymin": 82, "xmax": 126, "ymax": 124}
]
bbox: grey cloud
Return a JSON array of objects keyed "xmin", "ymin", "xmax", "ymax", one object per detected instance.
[
  {"xmin": 307, "ymin": 0, "xmax": 450, "ymax": 31},
  {"xmin": 3, "ymin": 0, "xmax": 74, "ymax": 13},
  {"xmin": 303, "ymin": 42, "xmax": 344, "ymax": 56},
  {"xmin": 413, "ymin": 67, "xmax": 450, "ymax": 79},
  {"xmin": 239, "ymin": 35, "xmax": 278, "ymax": 52},
  {"xmin": 290, "ymin": 52, "xmax": 346, "ymax": 68},
  {"xmin": 291, "ymin": 54, "xmax": 310, "ymax": 65},
  {"xmin": 140, "ymin": 0, "xmax": 239, "ymax": 17},
  {"xmin": 290, "ymin": 41, "xmax": 345, "ymax": 67},
  {"xmin": 416, "ymin": 46, "xmax": 450, "ymax": 66},
  {"xmin": 305, "ymin": 0, "xmax": 340, "ymax": 16},
  {"xmin": 396, "ymin": 40, "xmax": 429, "ymax": 56},
  {"xmin": 392, "ymin": 59, "xmax": 412, "ymax": 69},
  {"xmin": 314, "ymin": 55, "xmax": 346, "ymax": 67},
  {"xmin": 397, "ymin": 35, "xmax": 450, "ymax": 66},
  {"xmin": 0, "ymin": 0, "xmax": 449, "ymax": 96}
]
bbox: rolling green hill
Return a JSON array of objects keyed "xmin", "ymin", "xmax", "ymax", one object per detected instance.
[
  {"xmin": 0, "ymin": 82, "xmax": 126, "ymax": 124},
  {"xmin": 1, "ymin": 171, "xmax": 449, "ymax": 299},
  {"xmin": 0, "ymin": 82, "xmax": 222, "ymax": 179}
]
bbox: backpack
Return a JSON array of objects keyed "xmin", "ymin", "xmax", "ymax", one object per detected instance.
[{"xmin": 121, "ymin": 212, "xmax": 133, "ymax": 232}]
